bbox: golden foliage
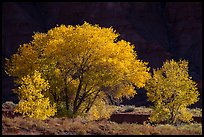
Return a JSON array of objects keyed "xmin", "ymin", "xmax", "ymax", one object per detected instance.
[
  {"xmin": 5, "ymin": 22, "xmax": 150, "ymax": 117},
  {"xmin": 85, "ymin": 94, "xmax": 115, "ymax": 121},
  {"xmin": 14, "ymin": 71, "xmax": 57, "ymax": 120},
  {"xmin": 145, "ymin": 59, "xmax": 199, "ymax": 124}
]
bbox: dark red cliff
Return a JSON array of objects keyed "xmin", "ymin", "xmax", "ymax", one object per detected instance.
[{"xmin": 2, "ymin": 2, "xmax": 202, "ymax": 107}]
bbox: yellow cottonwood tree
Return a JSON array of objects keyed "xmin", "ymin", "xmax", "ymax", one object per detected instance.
[
  {"xmin": 145, "ymin": 59, "xmax": 199, "ymax": 125},
  {"xmin": 5, "ymin": 22, "xmax": 150, "ymax": 118}
]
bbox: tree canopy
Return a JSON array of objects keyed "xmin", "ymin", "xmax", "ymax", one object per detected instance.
[
  {"xmin": 145, "ymin": 59, "xmax": 199, "ymax": 125},
  {"xmin": 5, "ymin": 22, "xmax": 150, "ymax": 118}
]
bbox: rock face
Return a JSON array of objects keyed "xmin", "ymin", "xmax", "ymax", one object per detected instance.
[{"xmin": 2, "ymin": 2, "xmax": 202, "ymax": 107}]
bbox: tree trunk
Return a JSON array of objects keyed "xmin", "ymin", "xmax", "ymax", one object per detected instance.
[
  {"xmin": 64, "ymin": 87, "xmax": 69, "ymax": 111},
  {"xmin": 85, "ymin": 91, "xmax": 100, "ymax": 113},
  {"xmin": 73, "ymin": 78, "xmax": 83, "ymax": 115}
]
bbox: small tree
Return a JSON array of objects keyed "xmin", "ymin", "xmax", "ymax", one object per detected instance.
[
  {"xmin": 145, "ymin": 59, "xmax": 199, "ymax": 125},
  {"xmin": 84, "ymin": 92, "xmax": 115, "ymax": 121},
  {"xmin": 5, "ymin": 22, "xmax": 150, "ymax": 118},
  {"xmin": 14, "ymin": 71, "xmax": 57, "ymax": 120}
]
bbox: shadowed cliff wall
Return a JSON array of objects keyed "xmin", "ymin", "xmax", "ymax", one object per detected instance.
[{"xmin": 2, "ymin": 2, "xmax": 202, "ymax": 107}]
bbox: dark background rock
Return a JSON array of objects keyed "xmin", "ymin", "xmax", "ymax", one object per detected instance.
[{"xmin": 2, "ymin": 2, "xmax": 202, "ymax": 107}]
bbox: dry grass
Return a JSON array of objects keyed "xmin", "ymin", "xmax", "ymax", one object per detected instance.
[
  {"xmin": 2, "ymin": 115, "xmax": 202, "ymax": 135},
  {"xmin": 2, "ymin": 105, "xmax": 202, "ymax": 135}
]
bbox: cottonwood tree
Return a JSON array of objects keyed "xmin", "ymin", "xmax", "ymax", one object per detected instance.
[
  {"xmin": 145, "ymin": 59, "xmax": 199, "ymax": 125},
  {"xmin": 5, "ymin": 22, "xmax": 150, "ymax": 118}
]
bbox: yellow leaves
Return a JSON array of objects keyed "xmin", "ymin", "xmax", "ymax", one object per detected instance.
[
  {"xmin": 145, "ymin": 59, "xmax": 199, "ymax": 124},
  {"xmin": 14, "ymin": 71, "xmax": 56, "ymax": 120},
  {"xmin": 5, "ymin": 43, "xmax": 39, "ymax": 78},
  {"xmin": 67, "ymin": 79, "xmax": 80, "ymax": 93},
  {"xmin": 5, "ymin": 21, "xmax": 151, "ymax": 117},
  {"xmin": 54, "ymin": 68, "xmax": 61, "ymax": 77},
  {"xmin": 15, "ymin": 98, "xmax": 57, "ymax": 120},
  {"xmin": 85, "ymin": 95, "xmax": 115, "ymax": 121},
  {"xmin": 114, "ymin": 84, "xmax": 136, "ymax": 100},
  {"xmin": 17, "ymin": 70, "xmax": 50, "ymax": 95},
  {"xmin": 177, "ymin": 107, "xmax": 193, "ymax": 123}
]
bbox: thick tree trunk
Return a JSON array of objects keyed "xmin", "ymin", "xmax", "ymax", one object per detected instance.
[
  {"xmin": 73, "ymin": 78, "xmax": 83, "ymax": 115},
  {"xmin": 64, "ymin": 87, "xmax": 69, "ymax": 111}
]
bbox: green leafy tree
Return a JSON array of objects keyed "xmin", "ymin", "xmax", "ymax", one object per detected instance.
[
  {"xmin": 14, "ymin": 71, "xmax": 57, "ymax": 120},
  {"xmin": 5, "ymin": 22, "xmax": 150, "ymax": 118},
  {"xmin": 145, "ymin": 59, "xmax": 199, "ymax": 125}
]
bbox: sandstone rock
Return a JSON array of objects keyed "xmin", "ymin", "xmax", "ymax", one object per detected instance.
[
  {"xmin": 2, "ymin": 101, "xmax": 17, "ymax": 118},
  {"xmin": 2, "ymin": 101, "xmax": 16, "ymax": 110}
]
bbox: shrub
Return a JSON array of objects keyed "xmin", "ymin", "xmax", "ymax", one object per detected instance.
[{"xmin": 14, "ymin": 71, "xmax": 56, "ymax": 120}]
